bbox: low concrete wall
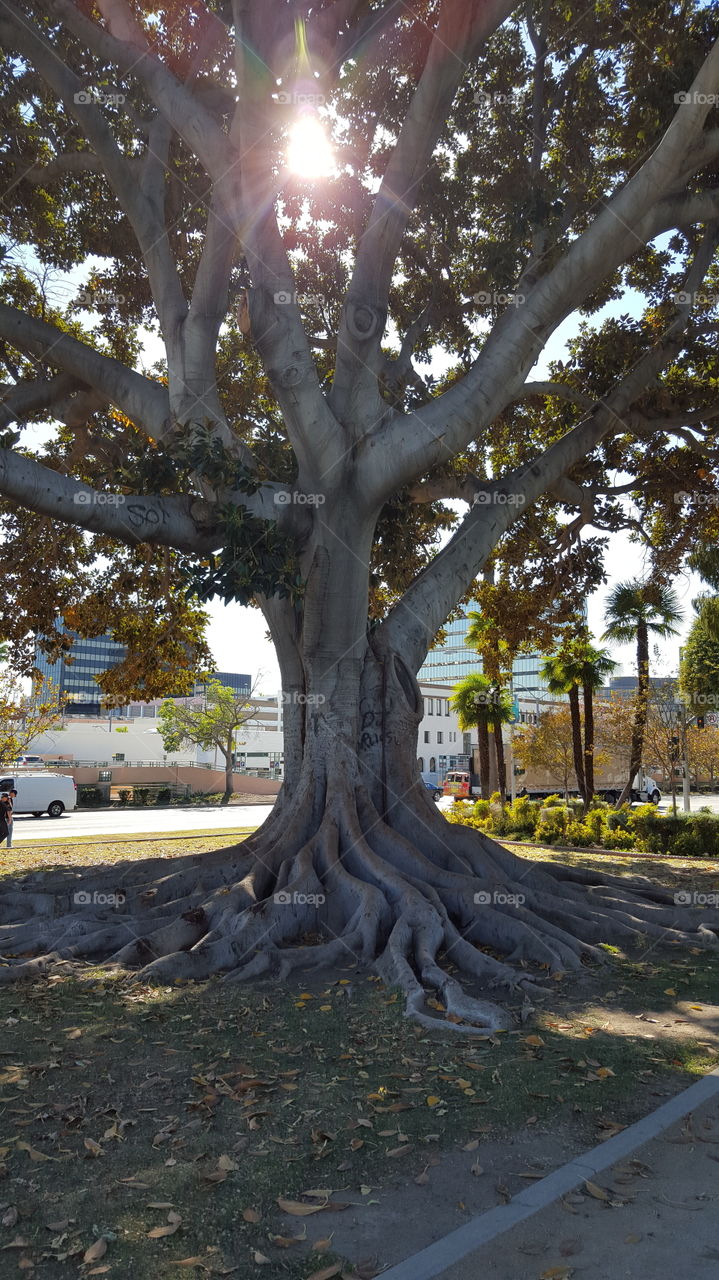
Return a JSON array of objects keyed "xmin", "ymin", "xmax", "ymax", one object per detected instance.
[{"xmin": 40, "ymin": 765, "xmax": 281, "ymax": 796}]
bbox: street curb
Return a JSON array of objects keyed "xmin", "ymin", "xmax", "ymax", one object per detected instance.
[{"xmin": 378, "ymin": 1067, "xmax": 719, "ymax": 1280}]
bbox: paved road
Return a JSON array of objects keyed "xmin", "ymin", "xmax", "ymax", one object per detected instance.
[{"xmin": 11, "ymin": 803, "xmax": 274, "ymax": 843}]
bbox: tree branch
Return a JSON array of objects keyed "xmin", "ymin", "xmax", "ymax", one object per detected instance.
[
  {"xmin": 331, "ymin": 0, "xmax": 516, "ymax": 415},
  {"xmin": 0, "ymin": 304, "xmax": 170, "ymax": 439},
  {"xmin": 0, "ymin": 450, "xmax": 216, "ymax": 554},
  {"xmin": 378, "ymin": 226, "xmax": 719, "ymax": 671},
  {"xmin": 363, "ymin": 38, "xmax": 719, "ymax": 497}
]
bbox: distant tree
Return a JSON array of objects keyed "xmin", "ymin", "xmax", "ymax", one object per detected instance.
[
  {"xmin": 541, "ymin": 653, "xmax": 586, "ymax": 803},
  {"xmin": 451, "ymin": 673, "xmax": 493, "ymax": 799},
  {"xmin": 158, "ymin": 680, "xmax": 263, "ymax": 805},
  {"xmin": 680, "ymin": 596, "xmax": 719, "ymax": 713},
  {"xmin": 687, "ymin": 724, "xmax": 719, "ymax": 789},
  {"xmin": 0, "ymin": 675, "xmax": 66, "ymax": 763},
  {"xmin": 603, "ymin": 582, "xmax": 682, "ymax": 805},
  {"xmin": 514, "ymin": 706, "xmax": 576, "ymax": 800}
]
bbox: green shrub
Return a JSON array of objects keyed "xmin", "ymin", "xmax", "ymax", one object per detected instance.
[
  {"xmin": 117, "ymin": 789, "xmax": 131, "ymax": 805},
  {"xmin": 77, "ymin": 785, "xmax": 104, "ymax": 808},
  {"xmin": 584, "ymin": 809, "xmax": 605, "ymax": 844},
  {"xmin": 133, "ymin": 787, "xmax": 150, "ymax": 806},
  {"xmin": 156, "ymin": 788, "xmax": 172, "ymax": 805},
  {"xmin": 535, "ymin": 805, "xmax": 569, "ymax": 843},
  {"xmin": 565, "ymin": 820, "xmax": 593, "ymax": 847},
  {"xmin": 473, "ymin": 799, "xmax": 491, "ymax": 820},
  {"xmin": 606, "ymin": 829, "xmax": 636, "ymax": 851},
  {"xmin": 541, "ymin": 794, "xmax": 565, "ymax": 808}
]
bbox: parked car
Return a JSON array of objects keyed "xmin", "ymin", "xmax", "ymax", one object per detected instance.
[
  {"xmin": 14, "ymin": 755, "xmax": 45, "ymax": 767},
  {"xmin": 422, "ymin": 779, "xmax": 442, "ymax": 801},
  {"xmin": 0, "ymin": 773, "xmax": 76, "ymax": 818}
]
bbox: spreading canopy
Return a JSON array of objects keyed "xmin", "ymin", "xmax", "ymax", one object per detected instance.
[{"xmin": 0, "ymin": 0, "xmax": 718, "ymax": 681}]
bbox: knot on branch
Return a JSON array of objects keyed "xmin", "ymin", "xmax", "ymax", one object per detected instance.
[{"xmin": 344, "ymin": 298, "xmax": 386, "ymax": 342}]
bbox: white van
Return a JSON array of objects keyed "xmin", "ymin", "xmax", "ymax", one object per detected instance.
[{"xmin": 0, "ymin": 773, "xmax": 76, "ymax": 818}]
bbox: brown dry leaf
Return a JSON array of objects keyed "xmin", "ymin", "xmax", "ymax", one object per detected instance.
[
  {"xmin": 269, "ymin": 1231, "xmax": 306, "ymax": 1248},
  {"xmin": 253, "ymin": 1251, "xmax": 271, "ymax": 1265},
  {"xmin": 312, "ymin": 1238, "xmax": 333, "ymax": 1253},
  {"xmin": 539, "ymin": 1269, "xmax": 574, "ymax": 1279},
  {"xmin": 147, "ymin": 1202, "xmax": 173, "ymax": 1210},
  {"xmin": 415, "ymin": 1168, "xmax": 430, "ymax": 1186},
  {"xmin": 173, "ymin": 1260, "xmax": 209, "ymax": 1270},
  {"xmin": 350, "ymin": 1139, "xmax": 364, "ymax": 1152},
  {"xmin": 277, "ymin": 1198, "xmax": 326, "ymax": 1217},
  {"xmin": 625, "ymin": 1234, "xmax": 643, "ymax": 1244},
  {"xmin": 1, "ymin": 1207, "xmax": 18, "ymax": 1228},
  {"xmin": 83, "ymin": 1138, "xmax": 104, "ymax": 1158},
  {"xmin": 307, "ymin": 1265, "xmax": 343, "ymax": 1280},
  {"xmin": 87, "ymin": 1268, "xmax": 111, "ymax": 1276},
  {"xmin": 16, "ymin": 1143, "xmax": 54, "ymax": 1162},
  {"xmin": 217, "ymin": 1155, "xmax": 237, "ymax": 1172},
  {"xmin": 303, "ymin": 1189, "xmax": 334, "ymax": 1199},
  {"xmin": 147, "ymin": 1211, "xmax": 182, "ymax": 1239},
  {"xmin": 83, "ymin": 1238, "xmax": 107, "ymax": 1264},
  {"xmin": 584, "ymin": 1181, "xmax": 611, "ymax": 1202},
  {"xmin": 387, "ymin": 1145, "xmax": 411, "ymax": 1158},
  {"xmin": 471, "ymin": 1163, "xmax": 484, "ymax": 1177},
  {"xmin": 523, "ymin": 1035, "xmax": 545, "ymax": 1047},
  {"xmin": 242, "ymin": 1208, "xmax": 261, "ymax": 1223},
  {"xmin": 462, "ymin": 1139, "xmax": 480, "ymax": 1152}
]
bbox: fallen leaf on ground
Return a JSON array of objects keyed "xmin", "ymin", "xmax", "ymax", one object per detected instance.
[
  {"xmin": 147, "ymin": 1211, "xmax": 182, "ymax": 1238},
  {"xmin": 83, "ymin": 1238, "xmax": 107, "ymax": 1264},
  {"xmin": 241, "ymin": 1208, "xmax": 261, "ymax": 1223},
  {"xmin": 583, "ymin": 1181, "xmax": 611, "ymax": 1201}
]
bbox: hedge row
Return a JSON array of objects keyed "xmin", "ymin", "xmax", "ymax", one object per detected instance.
[{"xmin": 446, "ymin": 794, "xmax": 719, "ymax": 857}]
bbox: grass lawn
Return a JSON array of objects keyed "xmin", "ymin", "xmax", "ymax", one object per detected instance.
[{"xmin": 0, "ymin": 836, "xmax": 716, "ymax": 1277}]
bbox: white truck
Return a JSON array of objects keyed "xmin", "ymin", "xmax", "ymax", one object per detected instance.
[
  {"xmin": 516, "ymin": 765, "xmax": 661, "ymax": 805},
  {"xmin": 0, "ymin": 772, "xmax": 77, "ymax": 818}
]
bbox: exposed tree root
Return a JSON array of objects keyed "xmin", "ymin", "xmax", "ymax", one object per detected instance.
[{"xmin": 0, "ymin": 784, "xmax": 717, "ymax": 1034}]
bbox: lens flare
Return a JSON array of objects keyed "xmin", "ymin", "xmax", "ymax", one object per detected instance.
[{"xmin": 287, "ymin": 113, "xmax": 335, "ymax": 179}]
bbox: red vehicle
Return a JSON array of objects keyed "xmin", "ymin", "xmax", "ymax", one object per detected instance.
[{"xmin": 442, "ymin": 771, "xmax": 480, "ymax": 801}]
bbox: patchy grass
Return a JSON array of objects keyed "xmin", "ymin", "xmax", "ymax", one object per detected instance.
[
  {"xmin": 0, "ymin": 841, "xmax": 716, "ymax": 1276},
  {"xmin": 0, "ymin": 833, "xmax": 253, "ymax": 878}
]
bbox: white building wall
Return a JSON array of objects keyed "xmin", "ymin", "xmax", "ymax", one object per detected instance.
[{"xmin": 416, "ymin": 683, "xmax": 470, "ymax": 781}]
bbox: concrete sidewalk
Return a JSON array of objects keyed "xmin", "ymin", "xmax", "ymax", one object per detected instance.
[
  {"xmin": 380, "ymin": 1072, "xmax": 719, "ymax": 1280},
  {"xmin": 433, "ymin": 1093, "xmax": 719, "ymax": 1278}
]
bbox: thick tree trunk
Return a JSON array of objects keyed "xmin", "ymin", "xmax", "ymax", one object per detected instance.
[
  {"xmin": 0, "ymin": 526, "xmax": 716, "ymax": 1030},
  {"xmin": 568, "ymin": 685, "xmax": 586, "ymax": 803}
]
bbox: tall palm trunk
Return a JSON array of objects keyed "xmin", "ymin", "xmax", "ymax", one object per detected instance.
[
  {"xmin": 568, "ymin": 684, "xmax": 586, "ymax": 803},
  {"xmin": 477, "ymin": 719, "xmax": 491, "ymax": 799},
  {"xmin": 493, "ymin": 719, "xmax": 507, "ymax": 804},
  {"xmin": 582, "ymin": 680, "xmax": 595, "ymax": 809},
  {"xmin": 618, "ymin": 620, "xmax": 649, "ymax": 806}
]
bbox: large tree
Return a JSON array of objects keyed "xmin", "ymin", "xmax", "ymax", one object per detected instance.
[{"xmin": 1, "ymin": 1, "xmax": 719, "ymax": 1028}]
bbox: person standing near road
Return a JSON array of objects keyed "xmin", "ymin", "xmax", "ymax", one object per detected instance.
[{"xmin": 0, "ymin": 792, "xmax": 10, "ymax": 847}]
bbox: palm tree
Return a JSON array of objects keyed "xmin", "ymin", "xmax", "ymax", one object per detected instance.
[
  {"xmin": 541, "ymin": 653, "xmax": 586, "ymax": 803},
  {"xmin": 451, "ymin": 674, "xmax": 493, "ymax": 799},
  {"xmin": 486, "ymin": 684, "xmax": 515, "ymax": 804},
  {"xmin": 603, "ymin": 581, "xmax": 683, "ymax": 805},
  {"xmin": 577, "ymin": 643, "xmax": 616, "ymax": 803}
]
